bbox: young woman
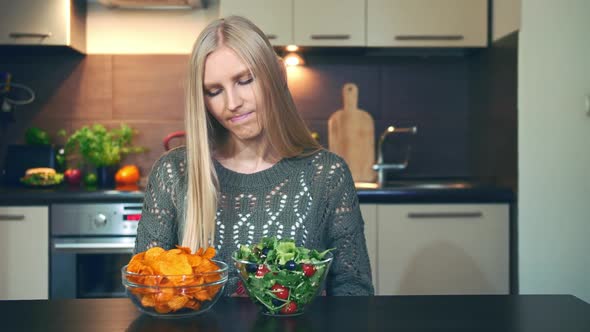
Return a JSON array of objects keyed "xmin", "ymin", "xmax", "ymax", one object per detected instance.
[{"xmin": 135, "ymin": 16, "xmax": 374, "ymax": 296}]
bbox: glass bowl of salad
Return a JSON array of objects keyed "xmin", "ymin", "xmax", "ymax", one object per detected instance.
[{"xmin": 232, "ymin": 237, "xmax": 333, "ymax": 317}]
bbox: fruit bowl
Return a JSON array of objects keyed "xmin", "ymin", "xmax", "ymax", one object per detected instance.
[
  {"xmin": 232, "ymin": 238, "xmax": 333, "ymax": 317},
  {"xmin": 121, "ymin": 260, "xmax": 228, "ymax": 318}
]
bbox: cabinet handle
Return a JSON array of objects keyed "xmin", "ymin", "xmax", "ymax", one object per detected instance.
[
  {"xmin": 395, "ymin": 35, "xmax": 464, "ymax": 41},
  {"xmin": 53, "ymin": 242, "xmax": 134, "ymax": 254},
  {"xmin": 0, "ymin": 214, "xmax": 25, "ymax": 221},
  {"xmin": 407, "ymin": 212, "xmax": 483, "ymax": 219},
  {"xmin": 266, "ymin": 34, "xmax": 277, "ymax": 40},
  {"xmin": 9, "ymin": 32, "xmax": 52, "ymax": 39},
  {"xmin": 310, "ymin": 34, "xmax": 351, "ymax": 40}
]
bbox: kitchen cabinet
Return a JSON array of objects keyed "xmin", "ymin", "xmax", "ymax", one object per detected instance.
[
  {"xmin": 377, "ymin": 203, "xmax": 509, "ymax": 295},
  {"xmin": 0, "ymin": 0, "xmax": 86, "ymax": 53},
  {"xmin": 492, "ymin": 0, "xmax": 521, "ymax": 42},
  {"xmin": 360, "ymin": 204, "xmax": 378, "ymax": 291},
  {"xmin": 367, "ymin": 0, "xmax": 488, "ymax": 47},
  {"xmin": 0, "ymin": 206, "xmax": 49, "ymax": 300},
  {"xmin": 219, "ymin": 0, "xmax": 365, "ymax": 47},
  {"xmin": 219, "ymin": 0, "xmax": 293, "ymax": 46},
  {"xmin": 294, "ymin": 0, "xmax": 365, "ymax": 47}
]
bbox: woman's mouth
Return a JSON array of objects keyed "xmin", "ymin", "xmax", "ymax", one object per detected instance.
[{"xmin": 230, "ymin": 111, "xmax": 253, "ymax": 123}]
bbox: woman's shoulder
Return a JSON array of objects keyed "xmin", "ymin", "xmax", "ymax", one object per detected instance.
[
  {"xmin": 150, "ymin": 146, "xmax": 187, "ymax": 174},
  {"xmin": 296, "ymin": 149, "xmax": 353, "ymax": 181},
  {"xmin": 301, "ymin": 148, "xmax": 350, "ymax": 170}
]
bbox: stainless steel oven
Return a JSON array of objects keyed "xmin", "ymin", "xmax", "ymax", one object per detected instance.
[{"xmin": 50, "ymin": 203, "xmax": 142, "ymax": 299}]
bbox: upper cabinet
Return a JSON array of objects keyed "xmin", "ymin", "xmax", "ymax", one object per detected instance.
[
  {"xmin": 220, "ymin": 0, "xmax": 365, "ymax": 47},
  {"xmin": 492, "ymin": 0, "xmax": 521, "ymax": 42},
  {"xmin": 220, "ymin": 0, "xmax": 293, "ymax": 46},
  {"xmin": 0, "ymin": 0, "xmax": 86, "ymax": 53},
  {"xmin": 367, "ymin": 0, "xmax": 488, "ymax": 47},
  {"xmin": 294, "ymin": 0, "xmax": 365, "ymax": 47}
]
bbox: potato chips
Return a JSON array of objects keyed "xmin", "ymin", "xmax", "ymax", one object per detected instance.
[{"xmin": 124, "ymin": 246, "xmax": 224, "ymax": 314}]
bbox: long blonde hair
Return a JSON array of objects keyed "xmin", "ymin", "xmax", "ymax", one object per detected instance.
[{"xmin": 182, "ymin": 16, "xmax": 321, "ymax": 251}]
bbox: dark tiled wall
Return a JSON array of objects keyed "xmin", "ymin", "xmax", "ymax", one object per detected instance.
[
  {"xmin": 467, "ymin": 35, "xmax": 519, "ymax": 190},
  {"xmin": 0, "ymin": 48, "xmax": 516, "ymax": 184},
  {"xmin": 294, "ymin": 56, "xmax": 471, "ymax": 179}
]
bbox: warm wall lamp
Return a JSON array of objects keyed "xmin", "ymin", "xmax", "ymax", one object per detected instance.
[{"xmin": 283, "ymin": 45, "xmax": 305, "ymax": 66}]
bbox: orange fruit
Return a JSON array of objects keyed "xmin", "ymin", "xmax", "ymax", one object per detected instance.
[{"xmin": 115, "ymin": 165, "xmax": 140, "ymax": 185}]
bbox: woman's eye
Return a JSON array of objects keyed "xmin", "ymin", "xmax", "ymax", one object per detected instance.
[
  {"xmin": 238, "ymin": 77, "xmax": 253, "ymax": 85},
  {"xmin": 205, "ymin": 89, "xmax": 221, "ymax": 97}
]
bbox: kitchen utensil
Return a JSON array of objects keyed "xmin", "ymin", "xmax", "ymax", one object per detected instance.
[
  {"xmin": 163, "ymin": 131, "xmax": 186, "ymax": 151},
  {"xmin": 328, "ymin": 83, "xmax": 376, "ymax": 182}
]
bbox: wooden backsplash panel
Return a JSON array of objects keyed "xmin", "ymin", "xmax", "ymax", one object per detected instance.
[
  {"xmin": 69, "ymin": 119, "xmax": 185, "ymax": 177},
  {"xmin": 112, "ymin": 55, "xmax": 188, "ymax": 121},
  {"xmin": 36, "ymin": 55, "xmax": 113, "ymax": 122},
  {"xmin": 1, "ymin": 50, "xmax": 516, "ymax": 185}
]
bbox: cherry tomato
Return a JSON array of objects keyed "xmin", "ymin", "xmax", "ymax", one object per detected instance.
[
  {"xmin": 255, "ymin": 264, "xmax": 270, "ymax": 278},
  {"xmin": 302, "ymin": 264, "xmax": 316, "ymax": 277},
  {"xmin": 280, "ymin": 301, "xmax": 298, "ymax": 314},
  {"xmin": 270, "ymin": 283, "xmax": 289, "ymax": 300}
]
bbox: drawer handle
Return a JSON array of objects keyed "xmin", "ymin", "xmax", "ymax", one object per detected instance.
[
  {"xmin": 266, "ymin": 34, "xmax": 278, "ymax": 40},
  {"xmin": 395, "ymin": 35, "xmax": 464, "ymax": 41},
  {"xmin": 407, "ymin": 212, "xmax": 483, "ymax": 219},
  {"xmin": 9, "ymin": 32, "xmax": 52, "ymax": 39},
  {"xmin": 310, "ymin": 34, "xmax": 351, "ymax": 40},
  {"xmin": 0, "ymin": 214, "xmax": 25, "ymax": 221}
]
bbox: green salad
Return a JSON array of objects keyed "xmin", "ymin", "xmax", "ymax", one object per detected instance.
[{"xmin": 233, "ymin": 237, "xmax": 333, "ymax": 316}]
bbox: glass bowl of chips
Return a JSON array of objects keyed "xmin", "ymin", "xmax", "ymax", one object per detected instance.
[
  {"xmin": 232, "ymin": 237, "xmax": 333, "ymax": 317},
  {"xmin": 122, "ymin": 246, "xmax": 229, "ymax": 318}
]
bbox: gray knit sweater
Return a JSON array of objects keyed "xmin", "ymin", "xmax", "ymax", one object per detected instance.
[{"xmin": 134, "ymin": 146, "xmax": 374, "ymax": 296}]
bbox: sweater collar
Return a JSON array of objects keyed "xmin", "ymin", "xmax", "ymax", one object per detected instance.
[{"xmin": 213, "ymin": 156, "xmax": 303, "ymax": 189}]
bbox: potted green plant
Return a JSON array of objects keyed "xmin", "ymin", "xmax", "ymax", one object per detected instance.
[{"xmin": 60, "ymin": 124, "xmax": 145, "ymax": 188}]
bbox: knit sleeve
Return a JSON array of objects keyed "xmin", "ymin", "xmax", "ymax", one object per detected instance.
[
  {"xmin": 323, "ymin": 157, "xmax": 375, "ymax": 296},
  {"xmin": 134, "ymin": 153, "xmax": 181, "ymax": 254}
]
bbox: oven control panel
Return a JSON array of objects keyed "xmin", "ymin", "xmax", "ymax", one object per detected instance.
[{"xmin": 51, "ymin": 203, "xmax": 144, "ymax": 236}]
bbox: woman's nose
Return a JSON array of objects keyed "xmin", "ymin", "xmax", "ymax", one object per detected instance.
[{"xmin": 226, "ymin": 87, "xmax": 243, "ymax": 112}]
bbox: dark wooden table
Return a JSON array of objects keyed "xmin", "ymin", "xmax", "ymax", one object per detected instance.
[{"xmin": 2, "ymin": 295, "xmax": 589, "ymax": 332}]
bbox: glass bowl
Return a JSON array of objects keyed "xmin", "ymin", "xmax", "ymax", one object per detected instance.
[
  {"xmin": 232, "ymin": 253, "xmax": 333, "ymax": 317},
  {"xmin": 121, "ymin": 260, "xmax": 228, "ymax": 318}
]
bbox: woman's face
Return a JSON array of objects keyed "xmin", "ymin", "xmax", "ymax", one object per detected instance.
[{"xmin": 203, "ymin": 45, "xmax": 264, "ymax": 142}]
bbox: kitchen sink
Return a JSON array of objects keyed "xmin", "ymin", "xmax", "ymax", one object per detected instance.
[{"xmin": 355, "ymin": 180, "xmax": 475, "ymax": 190}]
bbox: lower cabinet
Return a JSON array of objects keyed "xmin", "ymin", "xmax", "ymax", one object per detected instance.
[
  {"xmin": 0, "ymin": 206, "xmax": 49, "ymax": 300},
  {"xmin": 360, "ymin": 203, "xmax": 510, "ymax": 295},
  {"xmin": 360, "ymin": 204, "xmax": 378, "ymax": 290}
]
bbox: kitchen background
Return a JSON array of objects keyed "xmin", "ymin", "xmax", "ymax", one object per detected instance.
[
  {"xmin": 1, "ymin": 0, "xmax": 587, "ymax": 304},
  {"xmin": 0, "ymin": 0, "xmax": 517, "ymax": 190}
]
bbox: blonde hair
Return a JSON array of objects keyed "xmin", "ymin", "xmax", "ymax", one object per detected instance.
[{"xmin": 182, "ymin": 16, "xmax": 321, "ymax": 251}]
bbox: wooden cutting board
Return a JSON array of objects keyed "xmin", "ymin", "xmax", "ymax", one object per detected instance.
[{"xmin": 328, "ymin": 83, "xmax": 376, "ymax": 183}]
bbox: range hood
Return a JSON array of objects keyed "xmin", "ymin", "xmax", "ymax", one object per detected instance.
[{"xmin": 98, "ymin": 0, "xmax": 204, "ymax": 10}]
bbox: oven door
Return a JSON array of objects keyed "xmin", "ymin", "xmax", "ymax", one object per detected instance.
[{"xmin": 50, "ymin": 237, "xmax": 135, "ymax": 299}]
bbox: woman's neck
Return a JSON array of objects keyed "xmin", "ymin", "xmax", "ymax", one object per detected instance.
[{"xmin": 215, "ymin": 135, "xmax": 280, "ymax": 174}]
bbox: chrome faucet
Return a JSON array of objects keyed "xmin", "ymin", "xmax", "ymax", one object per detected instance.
[{"xmin": 372, "ymin": 125, "xmax": 418, "ymax": 188}]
